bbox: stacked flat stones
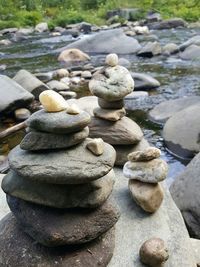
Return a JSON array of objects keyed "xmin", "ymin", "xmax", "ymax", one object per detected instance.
[
  {"xmin": 0, "ymin": 90, "xmax": 120, "ymax": 267},
  {"xmin": 123, "ymin": 147, "xmax": 168, "ymax": 213},
  {"xmin": 88, "ymin": 53, "xmax": 149, "ymax": 166}
]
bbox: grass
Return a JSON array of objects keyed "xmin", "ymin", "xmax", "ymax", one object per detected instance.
[{"xmin": 0, "ymin": 0, "xmax": 199, "ymax": 30}]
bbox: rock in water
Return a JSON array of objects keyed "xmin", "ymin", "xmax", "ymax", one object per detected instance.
[
  {"xmin": 137, "ymin": 42, "xmax": 162, "ymax": 57},
  {"xmin": 13, "ymin": 69, "xmax": 49, "ymax": 99},
  {"xmin": 86, "ymin": 138, "xmax": 104, "ymax": 156},
  {"xmin": 105, "ymin": 53, "xmax": 118, "ymax": 67},
  {"xmin": 123, "ymin": 159, "xmax": 168, "ymax": 183},
  {"xmin": 26, "ymin": 109, "xmax": 91, "ymax": 134},
  {"xmin": 8, "ymin": 140, "xmax": 116, "ymax": 184},
  {"xmin": 89, "ymin": 117, "xmax": 143, "ymax": 145},
  {"xmin": 20, "ymin": 127, "xmax": 89, "ymax": 151},
  {"xmin": 129, "ymin": 180, "xmax": 164, "ymax": 213},
  {"xmin": 128, "ymin": 147, "xmax": 161, "ymax": 162},
  {"xmin": 89, "ymin": 65, "xmax": 134, "ymax": 101},
  {"xmin": 94, "ymin": 107, "xmax": 126, "ymax": 121},
  {"xmin": 58, "ymin": 48, "xmax": 90, "ymax": 63},
  {"xmin": 139, "ymin": 238, "xmax": 169, "ymax": 266},
  {"xmin": 2, "ymin": 170, "xmax": 115, "ymax": 208},
  {"xmin": 7, "ymin": 195, "xmax": 120, "ymax": 247},
  {"xmin": 39, "ymin": 90, "xmax": 68, "ymax": 112},
  {"xmin": 0, "ymin": 75, "xmax": 34, "ymax": 114},
  {"xmin": 0, "ymin": 213, "xmax": 115, "ymax": 267}
]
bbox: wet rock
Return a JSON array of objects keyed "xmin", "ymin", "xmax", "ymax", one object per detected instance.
[
  {"xmin": 78, "ymin": 22, "xmax": 92, "ymax": 34},
  {"xmin": 137, "ymin": 42, "xmax": 162, "ymax": 57},
  {"xmin": 61, "ymin": 29, "xmax": 141, "ymax": 54},
  {"xmin": 98, "ymin": 98, "xmax": 124, "ymax": 109},
  {"xmin": 0, "ymin": 213, "xmax": 115, "ymax": 267},
  {"xmin": 139, "ymin": 238, "xmax": 169, "ymax": 266},
  {"xmin": 0, "ymin": 75, "xmax": 34, "ymax": 114},
  {"xmin": 47, "ymin": 80, "xmax": 69, "ymax": 91},
  {"xmin": 86, "ymin": 138, "xmax": 104, "ymax": 155},
  {"xmin": 89, "ymin": 65, "xmax": 134, "ymax": 101},
  {"xmin": 0, "ymin": 39, "xmax": 11, "ymax": 45},
  {"xmin": 129, "ymin": 180, "xmax": 164, "ymax": 213},
  {"xmin": 2, "ymin": 169, "xmax": 115, "ymax": 209},
  {"xmin": 179, "ymin": 35, "xmax": 200, "ymax": 51},
  {"xmin": 39, "ymin": 90, "xmax": 68, "ymax": 112},
  {"xmin": 123, "ymin": 159, "xmax": 168, "ymax": 183},
  {"xmin": 13, "ymin": 69, "xmax": 49, "ymax": 99},
  {"xmin": 170, "ymin": 152, "xmax": 200, "ymax": 238},
  {"xmin": 89, "ymin": 116, "xmax": 143, "ymax": 145},
  {"xmin": 14, "ymin": 108, "xmax": 31, "ymax": 121},
  {"xmin": 94, "ymin": 107, "xmax": 126, "ymax": 121},
  {"xmin": 27, "ymin": 109, "xmax": 91, "ymax": 134},
  {"xmin": 9, "ymin": 140, "xmax": 116, "ymax": 184},
  {"xmin": 20, "ymin": 127, "xmax": 89, "ymax": 151},
  {"xmin": 105, "ymin": 53, "xmax": 118, "ymax": 67},
  {"xmin": 150, "ymin": 18, "xmax": 186, "ymax": 30},
  {"xmin": 131, "ymin": 72, "xmax": 160, "ymax": 90},
  {"xmin": 163, "ymin": 104, "xmax": 200, "ymax": 159},
  {"xmin": 58, "ymin": 48, "xmax": 90, "ymax": 63},
  {"xmin": 162, "ymin": 43, "xmax": 179, "ymax": 56},
  {"xmin": 35, "ymin": 22, "xmax": 48, "ymax": 32},
  {"xmin": 128, "ymin": 147, "xmax": 161, "ymax": 162},
  {"xmin": 149, "ymin": 96, "xmax": 200, "ymax": 124},
  {"xmin": 34, "ymin": 72, "xmax": 54, "ymax": 83},
  {"xmin": 180, "ymin": 45, "xmax": 200, "ymax": 60},
  {"xmin": 125, "ymin": 91, "xmax": 148, "ymax": 99},
  {"xmin": 0, "ymin": 27, "xmax": 18, "ymax": 35}
]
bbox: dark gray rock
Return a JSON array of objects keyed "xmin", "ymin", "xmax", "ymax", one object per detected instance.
[
  {"xmin": 0, "ymin": 213, "xmax": 115, "ymax": 267},
  {"xmin": 150, "ymin": 18, "xmax": 186, "ymax": 30},
  {"xmin": 26, "ymin": 109, "xmax": 91, "ymax": 134},
  {"xmin": 170, "ymin": 152, "xmax": 200, "ymax": 238},
  {"xmin": 7, "ymin": 195, "xmax": 120, "ymax": 247},
  {"xmin": 2, "ymin": 170, "xmax": 115, "ymax": 208},
  {"xmin": 59, "ymin": 29, "xmax": 141, "ymax": 54},
  {"xmin": 98, "ymin": 98, "xmax": 124, "ymax": 109},
  {"xmin": 13, "ymin": 69, "xmax": 49, "ymax": 99},
  {"xmin": 163, "ymin": 104, "xmax": 200, "ymax": 159},
  {"xmin": 20, "ymin": 127, "xmax": 89, "ymax": 151},
  {"xmin": 0, "ymin": 75, "xmax": 34, "ymax": 114},
  {"xmin": 180, "ymin": 45, "xmax": 200, "ymax": 60},
  {"xmin": 149, "ymin": 96, "xmax": 200, "ymax": 124},
  {"xmin": 132, "ymin": 72, "xmax": 160, "ymax": 90},
  {"xmin": 89, "ymin": 116, "xmax": 143, "ymax": 145},
  {"xmin": 137, "ymin": 42, "xmax": 162, "ymax": 57},
  {"xmin": 8, "ymin": 139, "xmax": 116, "ymax": 184},
  {"xmin": 146, "ymin": 12, "xmax": 162, "ymax": 23}
]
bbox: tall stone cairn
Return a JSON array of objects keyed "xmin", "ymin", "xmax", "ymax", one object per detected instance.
[{"xmin": 0, "ymin": 90, "xmax": 120, "ymax": 267}]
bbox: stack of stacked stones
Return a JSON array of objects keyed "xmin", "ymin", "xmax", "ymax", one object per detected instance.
[
  {"xmin": 123, "ymin": 147, "xmax": 168, "ymax": 213},
  {"xmin": 88, "ymin": 53, "xmax": 149, "ymax": 166},
  {"xmin": 0, "ymin": 90, "xmax": 120, "ymax": 267}
]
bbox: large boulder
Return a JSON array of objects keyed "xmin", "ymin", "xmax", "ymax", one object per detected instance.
[
  {"xmin": 0, "ymin": 75, "xmax": 34, "ymax": 114},
  {"xmin": 180, "ymin": 45, "xmax": 200, "ymax": 60},
  {"xmin": 150, "ymin": 18, "xmax": 186, "ymax": 30},
  {"xmin": 59, "ymin": 29, "xmax": 141, "ymax": 54},
  {"xmin": 149, "ymin": 96, "xmax": 200, "ymax": 124},
  {"xmin": 13, "ymin": 69, "xmax": 49, "ymax": 99},
  {"xmin": 170, "ymin": 152, "xmax": 200, "ymax": 239},
  {"xmin": 131, "ymin": 72, "xmax": 160, "ymax": 90},
  {"xmin": 163, "ymin": 104, "xmax": 200, "ymax": 159}
]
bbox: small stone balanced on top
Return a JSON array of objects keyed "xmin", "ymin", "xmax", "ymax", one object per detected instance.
[
  {"xmin": 88, "ymin": 53, "xmax": 149, "ymax": 166},
  {"xmin": 0, "ymin": 90, "xmax": 120, "ymax": 267},
  {"xmin": 123, "ymin": 147, "xmax": 168, "ymax": 213}
]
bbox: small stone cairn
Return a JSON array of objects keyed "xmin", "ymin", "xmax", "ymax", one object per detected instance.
[
  {"xmin": 88, "ymin": 53, "xmax": 149, "ymax": 166},
  {"xmin": 123, "ymin": 147, "xmax": 168, "ymax": 213},
  {"xmin": 0, "ymin": 90, "xmax": 120, "ymax": 266}
]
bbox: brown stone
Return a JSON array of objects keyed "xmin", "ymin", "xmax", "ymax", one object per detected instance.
[
  {"xmin": 94, "ymin": 107, "xmax": 126, "ymax": 121},
  {"xmin": 128, "ymin": 147, "xmax": 161, "ymax": 162}
]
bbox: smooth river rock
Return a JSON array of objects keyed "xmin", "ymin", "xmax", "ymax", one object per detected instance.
[
  {"xmin": 20, "ymin": 127, "xmax": 89, "ymax": 150},
  {"xmin": 0, "ymin": 213, "xmax": 115, "ymax": 267},
  {"xmin": 26, "ymin": 109, "xmax": 91, "ymax": 134},
  {"xmin": 89, "ymin": 116, "xmax": 143, "ymax": 145},
  {"xmin": 8, "ymin": 140, "xmax": 116, "ymax": 184},
  {"xmin": 2, "ymin": 170, "xmax": 115, "ymax": 208},
  {"xmin": 128, "ymin": 147, "xmax": 161, "ymax": 162},
  {"xmin": 7, "ymin": 195, "xmax": 120, "ymax": 247},
  {"xmin": 94, "ymin": 107, "xmax": 126, "ymax": 121},
  {"xmin": 89, "ymin": 65, "xmax": 134, "ymax": 102},
  {"xmin": 180, "ymin": 44, "xmax": 200, "ymax": 60},
  {"xmin": 123, "ymin": 159, "xmax": 168, "ymax": 183},
  {"xmin": 98, "ymin": 98, "xmax": 124, "ymax": 109}
]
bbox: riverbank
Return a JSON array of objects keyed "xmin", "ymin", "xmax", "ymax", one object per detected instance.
[{"xmin": 0, "ymin": 0, "xmax": 200, "ymax": 30}]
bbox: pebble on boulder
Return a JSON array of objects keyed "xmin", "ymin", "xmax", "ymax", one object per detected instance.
[
  {"xmin": 128, "ymin": 147, "xmax": 161, "ymax": 162},
  {"xmin": 39, "ymin": 90, "xmax": 68, "ymax": 112},
  {"xmin": 66, "ymin": 103, "xmax": 80, "ymax": 115},
  {"xmin": 86, "ymin": 138, "xmax": 104, "ymax": 156},
  {"xmin": 139, "ymin": 237, "xmax": 169, "ymax": 266},
  {"xmin": 105, "ymin": 53, "xmax": 118, "ymax": 67}
]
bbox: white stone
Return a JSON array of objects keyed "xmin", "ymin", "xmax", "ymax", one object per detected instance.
[
  {"xmin": 39, "ymin": 90, "xmax": 68, "ymax": 112},
  {"xmin": 86, "ymin": 138, "xmax": 104, "ymax": 156},
  {"xmin": 54, "ymin": 68, "xmax": 69, "ymax": 78},
  {"xmin": 66, "ymin": 104, "xmax": 80, "ymax": 114},
  {"xmin": 105, "ymin": 53, "xmax": 119, "ymax": 67}
]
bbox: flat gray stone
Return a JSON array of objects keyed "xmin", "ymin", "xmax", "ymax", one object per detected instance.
[
  {"xmin": 13, "ymin": 69, "xmax": 49, "ymax": 99},
  {"xmin": 26, "ymin": 109, "xmax": 91, "ymax": 134},
  {"xmin": 8, "ymin": 139, "xmax": 116, "ymax": 184},
  {"xmin": 89, "ymin": 116, "xmax": 143, "ymax": 145},
  {"xmin": 149, "ymin": 96, "xmax": 200, "ymax": 124},
  {"xmin": 98, "ymin": 98, "xmax": 124, "ymax": 109},
  {"xmin": 7, "ymin": 195, "xmax": 120, "ymax": 247},
  {"xmin": 191, "ymin": 238, "xmax": 200, "ymax": 266},
  {"xmin": 20, "ymin": 127, "xmax": 89, "ymax": 150},
  {"xmin": 2, "ymin": 170, "xmax": 115, "ymax": 208},
  {"xmin": 0, "ymin": 213, "xmax": 115, "ymax": 267},
  {"xmin": 0, "ymin": 75, "xmax": 34, "ymax": 114},
  {"xmin": 180, "ymin": 44, "xmax": 200, "ymax": 60},
  {"xmin": 179, "ymin": 35, "xmax": 200, "ymax": 51},
  {"xmin": 132, "ymin": 72, "xmax": 160, "ymax": 90},
  {"xmin": 94, "ymin": 107, "xmax": 126, "ymax": 121}
]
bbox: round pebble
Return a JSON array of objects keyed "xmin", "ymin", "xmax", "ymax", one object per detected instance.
[{"xmin": 105, "ymin": 53, "xmax": 118, "ymax": 67}]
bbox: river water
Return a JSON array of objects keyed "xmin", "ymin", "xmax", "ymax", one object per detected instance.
[{"xmin": 1, "ymin": 27, "xmax": 200, "ymax": 184}]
